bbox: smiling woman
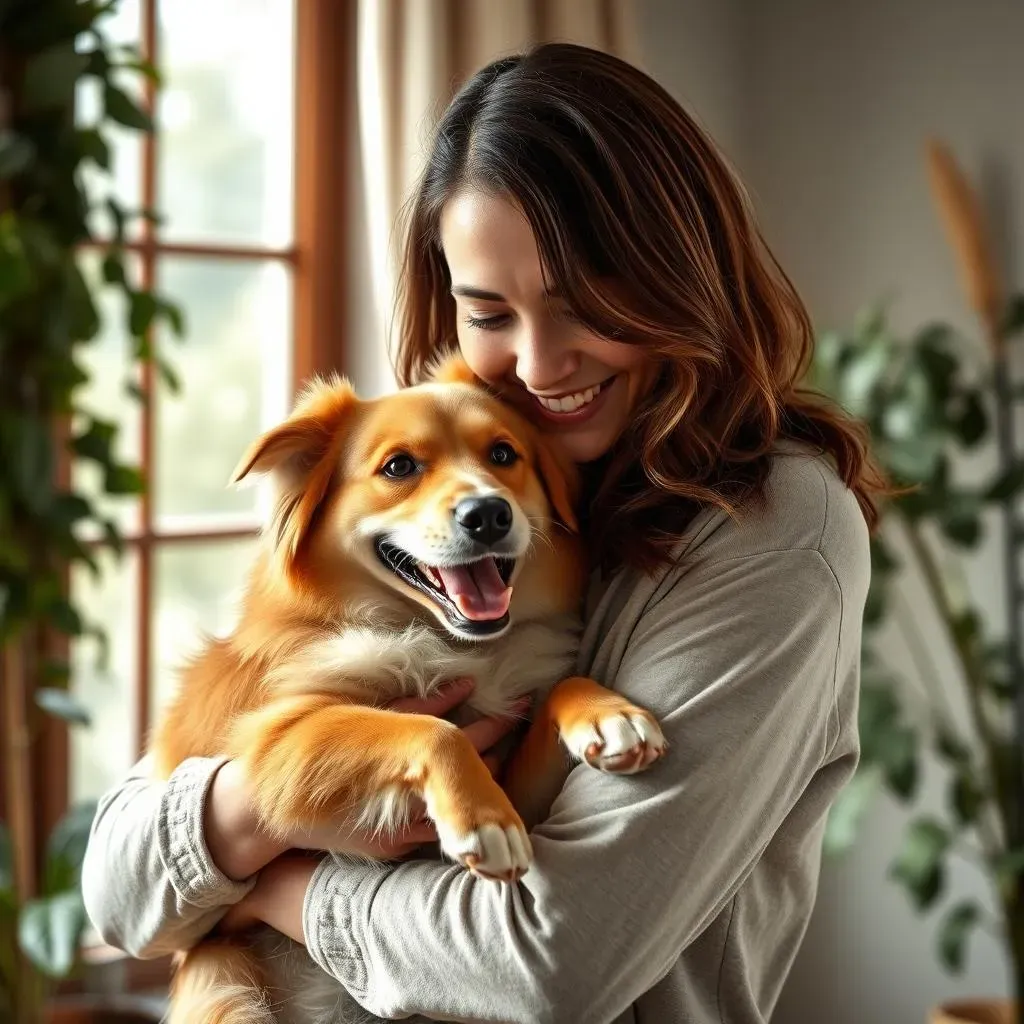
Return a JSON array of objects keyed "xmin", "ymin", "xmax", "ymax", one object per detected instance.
[{"xmin": 442, "ymin": 192, "xmax": 653, "ymax": 464}]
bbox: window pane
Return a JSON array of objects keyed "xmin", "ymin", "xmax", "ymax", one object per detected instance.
[
  {"xmin": 151, "ymin": 538, "xmax": 260, "ymax": 723},
  {"xmin": 154, "ymin": 258, "xmax": 291, "ymax": 525},
  {"xmin": 70, "ymin": 549, "xmax": 139, "ymax": 803},
  {"xmin": 157, "ymin": 0, "xmax": 295, "ymax": 247},
  {"xmin": 77, "ymin": 0, "xmax": 144, "ymax": 241},
  {"xmin": 72, "ymin": 255, "xmax": 143, "ymax": 537}
]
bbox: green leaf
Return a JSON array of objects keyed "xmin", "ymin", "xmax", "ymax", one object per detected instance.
[
  {"xmin": 71, "ymin": 417, "xmax": 116, "ymax": 464},
  {"xmin": 1003, "ymin": 295, "xmax": 1024, "ymax": 337},
  {"xmin": 937, "ymin": 900, "xmax": 981, "ymax": 973},
  {"xmin": 21, "ymin": 45, "xmax": 88, "ymax": 112},
  {"xmin": 44, "ymin": 802, "xmax": 98, "ymax": 894},
  {"xmin": 120, "ymin": 57, "xmax": 162, "ymax": 86},
  {"xmin": 81, "ymin": 46, "xmax": 110, "ymax": 79},
  {"xmin": 879, "ymin": 433, "xmax": 945, "ymax": 484},
  {"xmin": 100, "ymin": 518, "xmax": 124, "ymax": 557},
  {"xmin": 48, "ymin": 598, "xmax": 83, "ymax": 637},
  {"xmin": 128, "ymin": 290, "xmax": 158, "ymax": 337},
  {"xmin": 49, "ymin": 492, "xmax": 93, "ymax": 528},
  {"xmin": 106, "ymin": 198, "xmax": 126, "ymax": 243},
  {"xmin": 985, "ymin": 461, "xmax": 1024, "ymax": 502},
  {"xmin": 889, "ymin": 817, "xmax": 951, "ymax": 911},
  {"xmin": 102, "ymin": 252, "xmax": 126, "ymax": 286},
  {"xmin": 65, "ymin": 259, "xmax": 100, "ymax": 341},
  {"xmin": 948, "ymin": 770, "xmax": 985, "ymax": 827},
  {"xmin": 913, "ymin": 324, "xmax": 960, "ymax": 405},
  {"xmin": 993, "ymin": 848, "xmax": 1024, "ymax": 898},
  {"xmin": 823, "ymin": 765, "xmax": 882, "ymax": 855},
  {"xmin": 103, "ymin": 83, "xmax": 153, "ymax": 132},
  {"xmin": 76, "ymin": 128, "xmax": 111, "ymax": 171},
  {"xmin": 935, "ymin": 730, "xmax": 972, "ymax": 767},
  {"xmin": 158, "ymin": 297, "xmax": 186, "ymax": 338},
  {"xmin": 839, "ymin": 337, "xmax": 891, "ymax": 416},
  {"xmin": 949, "ymin": 390, "xmax": 988, "ymax": 448},
  {"xmin": 938, "ymin": 490, "xmax": 983, "ymax": 548},
  {"xmin": 104, "ymin": 463, "xmax": 145, "ymax": 495},
  {"xmin": 19, "ymin": 890, "xmax": 86, "ymax": 978},
  {"xmin": 0, "ymin": 131, "xmax": 35, "ymax": 178},
  {"xmin": 35, "ymin": 688, "xmax": 91, "ymax": 727},
  {"xmin": 157, "ymin": 356, "xmax": 181, "ymax": 393}
]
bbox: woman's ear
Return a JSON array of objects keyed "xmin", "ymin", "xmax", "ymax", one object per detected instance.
[
  {"xmin": 232, "ymin": 375, "xmax": 358, "ymax": 571},
  {"xmin": 534, "ymin": 437, "xmax": 579, "ymax": 534}
]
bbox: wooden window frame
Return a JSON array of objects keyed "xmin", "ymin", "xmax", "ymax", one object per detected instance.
[{"xmin": 33, "ymin": 0, "xmax": 353, "ymax": 939}]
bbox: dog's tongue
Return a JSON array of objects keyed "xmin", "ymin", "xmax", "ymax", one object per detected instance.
[{"xmin": 437, "ymin": 559, "xmax": 511, "ymax": 621}]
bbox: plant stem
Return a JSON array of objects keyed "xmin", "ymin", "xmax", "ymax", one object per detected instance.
[
  {"xmin": 899, "ymin": 518, "xmax": 1008, "ymax": 860},
  {"xmin": 895, "ymin": 591, "xmax": 973, "ymax": 740}
]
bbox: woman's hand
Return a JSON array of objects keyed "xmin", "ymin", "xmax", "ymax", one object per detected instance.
[{"xmin": 203, "ymin": 679, "xmax": 529, "ymax": 880}]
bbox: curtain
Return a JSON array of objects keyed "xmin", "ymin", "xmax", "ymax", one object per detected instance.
[{"xmin": 347, "ymin": 0, "xmax": 639, "ymax": 396}]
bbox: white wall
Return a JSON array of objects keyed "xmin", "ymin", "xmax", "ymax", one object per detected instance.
[{"xmin": 636, "ymin": 0, "xmax": 1024, "ymax": 1021}]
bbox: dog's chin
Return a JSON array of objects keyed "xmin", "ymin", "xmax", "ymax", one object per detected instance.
[{"xmin": 372, "ymin": 538, "xmax": 516, "ymax": 642}]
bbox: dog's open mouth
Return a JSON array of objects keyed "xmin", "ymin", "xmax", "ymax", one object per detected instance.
[{"xmin": 375, "ymin": 539, "xmax": 515, "ymax": 636}]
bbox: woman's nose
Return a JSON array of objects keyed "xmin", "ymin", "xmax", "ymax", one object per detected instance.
[{"xmin": 512, "ymin": 323, "xmax": 580, "ymax": 392}]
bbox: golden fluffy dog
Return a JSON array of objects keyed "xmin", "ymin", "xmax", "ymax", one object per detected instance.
[{"xmin": 151, "ymin": 355, "xmax": 665, "ymax": 1024}]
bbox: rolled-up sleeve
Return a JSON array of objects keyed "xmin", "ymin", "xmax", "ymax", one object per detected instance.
[
  {"xmin": 82, "ymin": 755, "xmax": 255, "ymax": 958},
  {"xmin": 302, "ymin": 549, "xmax": 851, "ymax": 1024}
]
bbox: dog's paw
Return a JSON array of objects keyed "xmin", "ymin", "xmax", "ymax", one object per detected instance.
[
  {"xmin": 436, "ymin": 820, "xmax": 532, "ymax": 882},
  {"xmin": 562, "ymin": 709, "xmax": 667, "ymax": 775}
]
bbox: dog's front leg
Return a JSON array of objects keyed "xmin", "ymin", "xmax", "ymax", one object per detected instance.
[
  {"xmin": 229, "ymin": 695, "xmax": 532, "ymax": 881},
  {"xmin": 504, "ymin": 676, "xmax": 667, "ymax": 829}
]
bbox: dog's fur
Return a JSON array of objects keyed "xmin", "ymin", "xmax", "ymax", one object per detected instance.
[{"xmin": 149, "ymin": 356, "xmax": 665, "ymax": 1024}]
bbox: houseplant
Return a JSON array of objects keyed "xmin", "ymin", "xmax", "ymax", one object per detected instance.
[
  {"xmin": 0, "ymin": 1, "xmax": 182, "ymax": 1021},
  {"xmin": 816, "ymin": 140, "xmax": 1024, "ymax": 1024}
]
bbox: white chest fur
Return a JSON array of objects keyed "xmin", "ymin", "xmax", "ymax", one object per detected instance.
[{"xmin": 276, "ymin": 612, "xmax": 582, "ymax": 718}]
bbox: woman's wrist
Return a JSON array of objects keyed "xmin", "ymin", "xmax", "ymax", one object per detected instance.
[{"xmin": 203, "ymin": 759, "xmax": 287, "ymax": 881}]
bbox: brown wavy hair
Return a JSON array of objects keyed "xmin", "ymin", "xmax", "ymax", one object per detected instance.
[{"xmin": 394, "ymin": 42, "xmax": 885, "ymax": 573}]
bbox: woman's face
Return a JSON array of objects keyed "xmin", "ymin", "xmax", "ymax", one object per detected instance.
[{"xmin": 440, "ymin": 189, "xmax": 651, "ymax": 465}]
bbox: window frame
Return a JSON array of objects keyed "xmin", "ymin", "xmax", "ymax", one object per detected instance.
[{"xmin": 37, "ymin": 0, "xmax": 355, "ymax": 898}]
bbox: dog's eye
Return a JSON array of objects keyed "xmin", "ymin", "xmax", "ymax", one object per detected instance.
[
  {"xmin": 489, "ymin": 442, "xmax": 519, "ymax": 467},
  {"xmin": 381, "ymin": 454, "xmax": 419, "ymax": 479}
]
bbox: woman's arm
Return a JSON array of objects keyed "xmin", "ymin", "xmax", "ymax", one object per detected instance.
[
  {"xmin": 254, "ymin": 547, "xmax": 861, "ymax": 1023},
  {"xmin": 81, "ymin": 755, "xmax": 267, "ymax": 959},
  {"xmin": 81, "ymin": 680, "xmax": 516, "ymax": 959}
]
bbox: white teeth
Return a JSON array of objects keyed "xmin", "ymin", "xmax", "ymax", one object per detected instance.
[
  {"xmin": 536, "ymin": 380, "xmax": 605, "ymax": 414},
  {"xmin": 418, "ymin": 563, "xmax": 443, "ymax": 590}
]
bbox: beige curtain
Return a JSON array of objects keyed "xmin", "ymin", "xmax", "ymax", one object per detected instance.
[{"xmin": 347, "ymin": 0, "xmax": 639, "ymax": 396}]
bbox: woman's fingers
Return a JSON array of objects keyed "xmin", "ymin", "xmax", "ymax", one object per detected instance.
[
  {"xmin": 389, "ymin": 678, "xmax": 474, "ymax": 716},
  {"xmin": 461, "ymin": 697, "xmax": 531, "ymax": 753}
]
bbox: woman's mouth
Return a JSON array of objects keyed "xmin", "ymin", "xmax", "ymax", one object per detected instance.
[{"xmin": 528, "ymin": 376, "xmax": 618, "ymax": 425}]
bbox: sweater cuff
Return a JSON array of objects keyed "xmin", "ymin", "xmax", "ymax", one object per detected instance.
[
  {"xmin": 303, "ymin": 855, "xmax": 392, "ymax": 995},
  {"xmin": 157, "ymin": 756, "xmax": 255, "ymax": 908}
]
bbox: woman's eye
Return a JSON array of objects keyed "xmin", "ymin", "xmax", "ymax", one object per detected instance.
[
  {"xmin": 381, "ymin": 454, "xmax": 419, "ymax": 479},
  {"xmin": 463, "ymin": 312, "xmax": 510, "ymax": 331},
  {"xmin": 490, "ymin": 442, "xmax": 519, "ymax": 467}
]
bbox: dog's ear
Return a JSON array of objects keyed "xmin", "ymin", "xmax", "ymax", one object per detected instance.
[
  {"xmin": 232, "ymin": 375, "xmax": 358, "ymax": 570},
  {"xmin": 427, "ymin": 351, "xmax": 479, "ymax": 386},
  {"xmin": 534, "ymin": 436, "xmax": 579, "ymax": 534}
]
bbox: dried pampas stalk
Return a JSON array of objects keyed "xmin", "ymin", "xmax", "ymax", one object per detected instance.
[{"xmin": 925, "ymin": 138, "xmax": 1004, "ymax": 345}]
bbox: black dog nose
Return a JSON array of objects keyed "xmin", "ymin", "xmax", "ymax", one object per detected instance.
[{"xmin": 454, "ymin": 497, "xmax": 513, "ymax": 546}]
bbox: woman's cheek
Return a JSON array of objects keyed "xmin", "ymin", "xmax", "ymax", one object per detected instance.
[{"xmin": 457, "ymin": 332, "xmax": 501, "ymax": 384}]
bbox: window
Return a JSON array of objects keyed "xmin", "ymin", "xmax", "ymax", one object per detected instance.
[{"xmin": 67, "ymin": 0, "xmax": 350, "ymax": 807}]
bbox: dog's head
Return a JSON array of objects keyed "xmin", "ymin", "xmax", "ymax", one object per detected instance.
[{"xmin": 232, "ymin": 355, "xmax": 581, "ymax": 641}]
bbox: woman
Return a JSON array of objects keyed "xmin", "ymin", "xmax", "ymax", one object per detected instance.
[{"xmin": 83, "ymin": 43, "xmax": 882, "ymax": 1023}]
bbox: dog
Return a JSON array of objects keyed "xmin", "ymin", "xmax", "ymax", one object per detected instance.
[{"xmin": 150, "ymin": 354, "xmax": 666, "ymax": 1024}]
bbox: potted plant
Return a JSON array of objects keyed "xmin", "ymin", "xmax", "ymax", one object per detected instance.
[
  {"xmin": 0, "ymin": 2, "xmax": 182, "ymax": 1021},
  {"xmin": 816, "ymin": 140, "xmax": 1024, "ymax": 1024}
]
